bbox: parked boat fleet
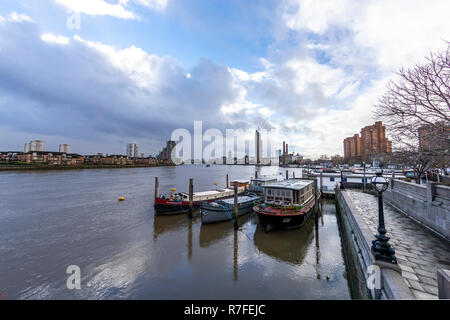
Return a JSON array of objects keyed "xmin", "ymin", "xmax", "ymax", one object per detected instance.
[{"xmin": 153, "ymin": 168, "xmax": 401, "ymax": 232}]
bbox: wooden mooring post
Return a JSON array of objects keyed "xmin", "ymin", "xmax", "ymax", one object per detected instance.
[
  {"xmin": 154, "ymin": 177, "xmax": 159, "ymax": 201},
  {"xmin": 293, "ymin": 171, "xmax": 295, "ymax": 179},
  {"xmin": 320, "ymin": 172, "xmax": 323, "ymax": 193},
  {"xmin": 188, "ymin": 178, "xmax": 193, "ymax": 219},
  {"xmin": 233, "ymin": 183, "xmax": 239, "ymax": 230},
  {"xmin": 226, "ymin": 174, "xmax": 229, "ymax": 188},
  {"xmin": 314, "ymin": 179, "xmax": 319, "ymax": 214},
  {"xmin": 255, "ymin": 171, "xmax": 258, "ymax": 179},
  {"xmin": 286, "ymin": 170, "xmax": 289, "ymax": 180}
]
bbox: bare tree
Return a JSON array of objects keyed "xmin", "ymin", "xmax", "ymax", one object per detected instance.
[{"xmin": 375, "ymin": 42, "xmax": 450, "ymax": 183}]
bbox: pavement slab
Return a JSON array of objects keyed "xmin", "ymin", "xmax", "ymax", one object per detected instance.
[{"xmin": 345, "ymin": 190, "xmax": 450, "ymax": 300}]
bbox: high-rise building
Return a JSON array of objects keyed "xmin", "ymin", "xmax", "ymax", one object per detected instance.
[
  {"xmin": 59, "ymin": 144, "xmax": 71, "ymax": 153},
  {"xmin": 418, "ymin": 122, "xmax": 450, "ymax": 152},
  {"xmin": 360, "ymin": 121, "xmax": 391, "ymax": 156},
  {"xmin": 343, "ymin": 121, "xmax": 392, "ymax": 161},
  {"xmin": 255, "ymin": 130, "xmax": 262, "ymax": 165},
  {"xmin": 127, "ymin": 143, "xmax": 139, "ymax": 158},
  {"xmin": 343, "ymin": 134, "xmax": 361, "ymax": 159},
  {"xmin": 25, "ymin": 140, "xmax": 44, "ymax": 152}
]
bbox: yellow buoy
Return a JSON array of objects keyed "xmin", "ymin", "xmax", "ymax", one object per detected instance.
[
  {"xmin": 118, "ymin": 197, "xmax": 125, "ymax": 201},
  {"xmin": 171, "ymin": 188, "xmax": 176, "ymax": 192}
]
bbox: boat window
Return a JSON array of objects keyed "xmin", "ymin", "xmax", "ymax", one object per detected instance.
[{"xmin": 330, "ymin": 177, "xmax": 335, "ymax": 182}]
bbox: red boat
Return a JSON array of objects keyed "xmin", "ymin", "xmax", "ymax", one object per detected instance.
[
  {"xmin": 253, "ymin": 179, "xmax": 319, "ymax": 232},
  {"xmin": 154, "ymin": 183, "xmax": 247, "ymax": 215}
]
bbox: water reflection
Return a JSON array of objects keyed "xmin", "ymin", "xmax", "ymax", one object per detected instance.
[
  {"xmin": 199, "ymin": 214, "xmax": 252, "ymax": 248},
  {"xmin": 0, "ymin": 166, "xmax": 352, "ymax": 299},
  {"xmin": 152, "ymin": 212, "xmax": 199, "ymax": 241},
  {"xmin": 253, "ymin": 214, "xmax": 315, "ymax": 265},
  {"xmin": 233, "ymin": 230, "xmax": 238, "ymax": 282}
]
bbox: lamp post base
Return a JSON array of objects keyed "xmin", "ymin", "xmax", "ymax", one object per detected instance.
[{"xmin": 371, "ymin": 240, "xmax": 398, "ymax": 265}]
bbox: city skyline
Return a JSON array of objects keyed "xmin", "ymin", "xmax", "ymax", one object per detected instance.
[{"xmin": 1, "ymin": 1, "xmax": 450, "ymax": 158}]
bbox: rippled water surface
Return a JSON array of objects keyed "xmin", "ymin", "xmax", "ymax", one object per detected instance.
[{"xmin": 0, "ymin": 165, "xmax": 352, "ymax": 299}]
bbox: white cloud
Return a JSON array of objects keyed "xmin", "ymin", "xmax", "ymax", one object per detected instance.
[
  {"xmin": 73, "ymin": 35, "xmax": 179, "ymax": 90},
  {"xmin": 54, "ymin": 0, "xmax": 168, "ymax": 20},
  {"xmin": 282, "ymin": 57, "xmax": 350, "ymax": 97},
  {"xmin": 5, "ymin": 12, "xmax": 33, "ymax": 23},
  {"xmin": 283, "ymin": 0, "xmax": 450, "ymax": 72},
  {"xmin": 277, "ymin": 0, "xmax": 450, "ymax": 157},
  {"xmin": 120, "ymin": 0, "xmax": 168, "ymax": 12},
  {"xmin": 41, "ymin": 33, "xmax": 70, "ymax": 45},
  {"xmin": 283, "ymin": 0, "xmax": 360, "ymax": 34},
  {"xmin": 55, "ymin": 0, "xmax": 137, "ymax": 19}
]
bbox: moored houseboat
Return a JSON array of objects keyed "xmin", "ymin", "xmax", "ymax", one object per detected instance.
[
  {"xmin": 154, "ymin": 186, "xmax": 245, "ymax": 215},
  {"xmin": 200, "ymin": 192, "xmax": 262, "ymax": 224},
  {"xmin": 253, "ymin": 179, "xmax": 318, "ymax": 232},
  {"xmin": 248, "ymin": 177, "xmax": 278, "ymax": 194},
  {"xmin": 154, "ymin": 180, "xmax": 249, "ymax": 216}
]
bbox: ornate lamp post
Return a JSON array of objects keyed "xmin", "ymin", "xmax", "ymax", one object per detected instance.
[
  {"xmin": 340, "ymin": 170, "xmax": 345, "ymax": 190},
  {"xmin": 371, "ymin": 171, "xmax": 397, "ymax": 264},
  {"xmin": 363, "ymin": 162, "xmax": 366, "ymax": 190}
]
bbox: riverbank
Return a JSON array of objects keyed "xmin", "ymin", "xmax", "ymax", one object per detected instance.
[{"xmin": 0, "ymin": 162, "xmax": 176, "ymax": 171}]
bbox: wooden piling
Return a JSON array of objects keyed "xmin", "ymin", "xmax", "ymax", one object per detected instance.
[
  {"xmin": 255, "ymin": 171, "xmax": 258, "ymax": 179},
  {"xmin": 313, "ymin": 179, "xmax": 319, "ymax": 214},
  {"xmin": 293, "ymin": 171, "xmax": 295, "ymax": 179},
  {"xmin": 154, "ymin": 177, "xmax": 159, "ymax": 201},
  {"xmin": 188, "ymin": 178, "xmax": 193, "ymax": 219},
  {"xmin": 226, "ymin": 174, "xmax": 229, "ymax": 188},
  {"xmin": 320, "ymin": 172, "xmax": 323, "ymax": 193},
  {"xmin": 233, "ymin": 183, "xmax": 238, "ymax": 230},
  {"xmin": 286, "ymin": 170, "xmax": 289, "ymax": 180}
]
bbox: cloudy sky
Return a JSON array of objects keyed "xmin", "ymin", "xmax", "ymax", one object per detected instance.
[{"xmin": 1, "ymin": 0, "xmax": 450, "ymax": 158}]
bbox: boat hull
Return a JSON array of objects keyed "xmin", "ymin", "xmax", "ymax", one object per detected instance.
[
  {"xmin": 254, "ymin": 198, "xmax": 316, "ymax": 232},
  {"xmin": 154, "ymin": 200, "xmax": 196, "ymax": 215},
  {"xmin": 201, "ymin": 200, "xmax": 257, "ymax": 224}
]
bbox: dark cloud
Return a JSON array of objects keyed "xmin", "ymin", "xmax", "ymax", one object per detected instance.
[{"xmin": 0, "ymin": 19, "xmax": 247, "ymax": 154}]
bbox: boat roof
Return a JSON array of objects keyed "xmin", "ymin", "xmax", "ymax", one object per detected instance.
[
  {"xmin": 194, "ymin": 189, "xmax": 234, "ymax": 196},
  {"xmin": 218, "ymin": 195, "xmax": 261, "ymax": 204},
  {"xmin": 230, "ymin": 179, "xmax": 250, "ymax": 184},
  {"xmin": 262, "ymin": 179, "xmax": 314, "ymax": 190},
  {"xmin": 180, "ymin": 188, "xmax": 235, "ymax": 196},
  {"xmin": 251, "ymin": 177, "xmax": 278, "ymax": 182}
]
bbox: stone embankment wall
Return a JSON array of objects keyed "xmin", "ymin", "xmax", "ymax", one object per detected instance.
[
  {"xmin": 384, "ymin": 179, "xmax": 449, "ymax": 240},
  {"xmin": 336, "ymin": 188, "xmax": 415, "ymax": 300}
]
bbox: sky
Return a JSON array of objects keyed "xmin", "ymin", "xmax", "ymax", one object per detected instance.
[{"xmin": 1, "ymin": 0, "xmax": 450, "ymax": 158}]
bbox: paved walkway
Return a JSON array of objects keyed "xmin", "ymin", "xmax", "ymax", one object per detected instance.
[{"xmin": 346, "ymin": 190, "xmax": 450, "ymax": 300}]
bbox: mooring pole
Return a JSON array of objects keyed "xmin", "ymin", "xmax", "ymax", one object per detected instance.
[
  {"xmin": 233, "ymin": 183, "xmax": 239, "ymax": 230},
  {"xmin": 293, "ymin": 171, "xmax": 295, "ymax": 179},
  {"xmin": 286, "ymin": 170, "xmax": 289, "ymax": 180},
  {"xmin": 188, "ymin": 178, "xmax": 193, "ymax": 219},
  {"xmin": 226, "ymin": 174, "xmax": 229, "ymax": 188},
  {"xmin": 154, "ymin": 177, "xmax": 159, "ymax": 201},
  {"xmin": 314, "ymin": 179, "xmax": 319, "ymax": 214},
  {"xmin": 255, "ymin": 171, "xmax": 258, "ymax": 179},
  {"xmin": 320, "ymin": 172, "xmax": 323, "ymax": 194}
]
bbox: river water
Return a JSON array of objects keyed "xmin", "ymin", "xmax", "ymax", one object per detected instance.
[{"xmin": 0, "ymin": 165, "xmax": 352, "ymax": 299}]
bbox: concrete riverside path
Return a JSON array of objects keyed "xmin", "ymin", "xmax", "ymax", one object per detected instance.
[{"xmin": 346, "ymin": 190, "xmax": 450, "ymax": 299}]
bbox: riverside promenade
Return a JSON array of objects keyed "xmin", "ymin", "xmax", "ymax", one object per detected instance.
[{"xmin": 342, "ymin": 190, "xmax": 450, "ymax": 299}]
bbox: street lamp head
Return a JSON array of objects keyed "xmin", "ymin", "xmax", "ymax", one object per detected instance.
[{"xmin": 371, "ymin": 171, "xmax": 389, "ymax": 193}]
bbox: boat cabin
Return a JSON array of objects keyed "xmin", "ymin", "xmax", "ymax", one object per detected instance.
[
  {"xmin": 249, "ymin": 177, "xmax": 278, "ymax": 193},
  {"xmin": 262, "ymin": 179, "xmax": 314, "ymax": 206},
  {"xmin": 230, "ymin": 180, "xmax": 250, "ymax": 190},
  {"xmin": 173, "ymin": 187, "xmax": 245, "ymax": 202}
]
